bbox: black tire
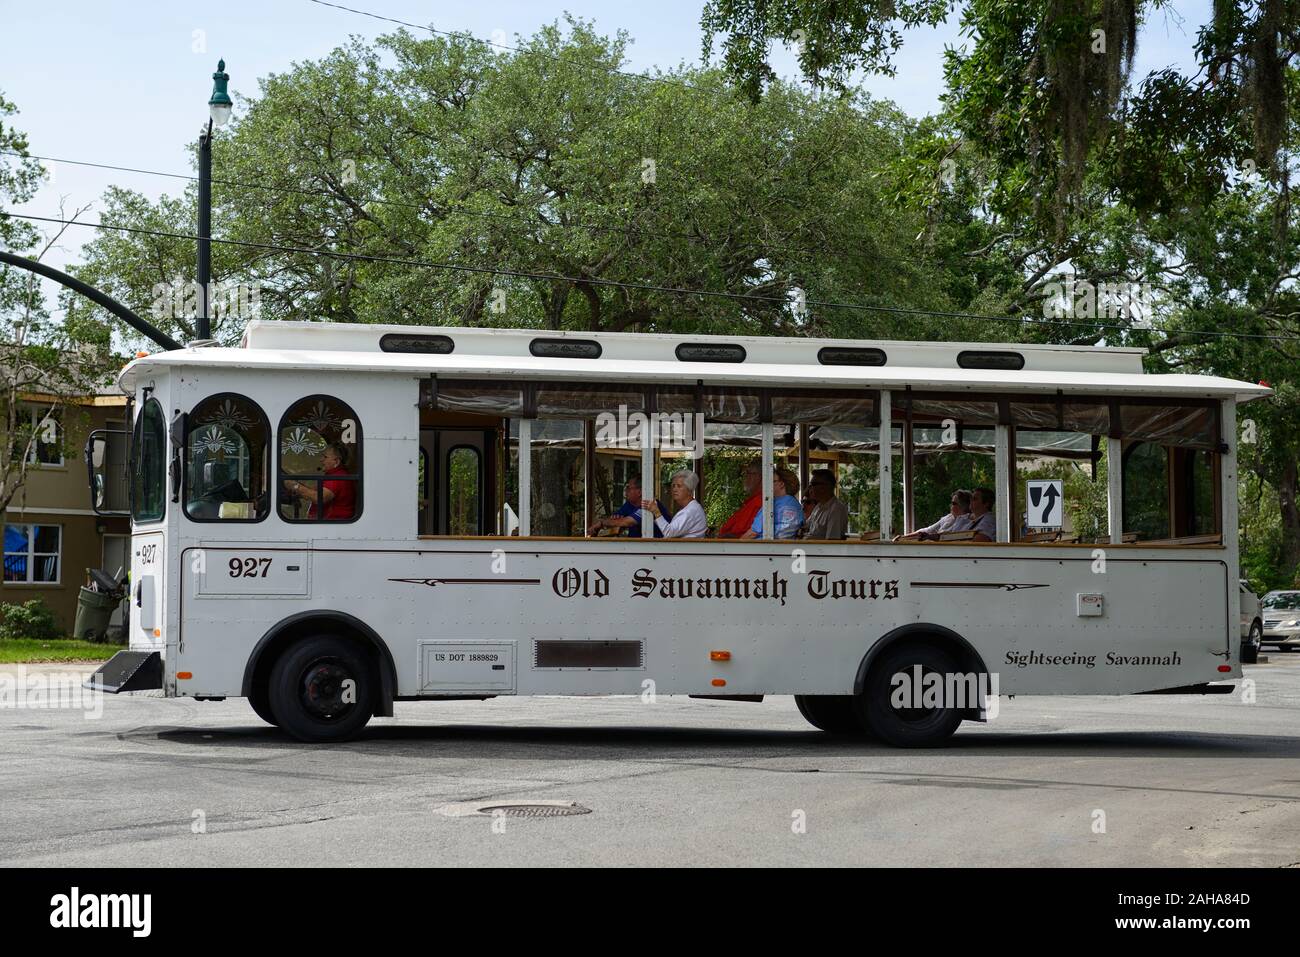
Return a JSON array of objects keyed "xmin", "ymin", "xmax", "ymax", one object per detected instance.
[
  {"xmin": 248, "ymin": 688, "xmax": 278, "ymax": 727},
  {"xmin": 268, "ymin": 635, "xmax": 375, "ymax": 742},
  {"xmin": 794, "ymin": 695, "xmax": 864, "ymax": 735},
  {"xmin": 1242, "ymin": 621, "xmax": 1262, "ymax": 664},
  {"xmin": 855, "ymin": 643, "xmax": 965, "ymax": 748}
]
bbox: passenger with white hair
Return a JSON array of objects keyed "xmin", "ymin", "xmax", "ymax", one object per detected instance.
[{"xmin": 643, "ymin": 469, "xmax": 707, "ymax": 539}]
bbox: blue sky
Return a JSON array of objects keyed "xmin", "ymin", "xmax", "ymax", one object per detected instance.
[{"xmin": 2, "ymin": 0, "xmax": 1212, "ymax": 278}]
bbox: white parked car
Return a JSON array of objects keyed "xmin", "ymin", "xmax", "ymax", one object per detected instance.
[
  {"xmin": 1261, "ymin": 590, "xmax": 1300, "ymax": 650},
  {"xmin": 1241, "ymin": 581, "xmax": 1262, "ymax": 664}
]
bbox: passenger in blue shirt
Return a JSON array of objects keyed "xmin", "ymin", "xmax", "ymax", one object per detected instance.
[
  {"xmin": 586, "ymin": 477, "xmax": 669, "ymax": 538},
  {"xmin": 742, "ymin": 467, "xmax": 804, "ymax": 539}
]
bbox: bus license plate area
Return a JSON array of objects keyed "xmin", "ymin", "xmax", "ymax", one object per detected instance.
[
  {"xmin": 420, "ymin": 641, "xmax": 516, "ymax": 693},
  {"xmin": 193, "ymin": 548, "xmax": 310, "ymax": 597}
]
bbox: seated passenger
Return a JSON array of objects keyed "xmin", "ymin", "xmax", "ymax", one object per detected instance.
[
  {"xmin": 643, "ymin": 469, "xmax": 707, "ymax": 538},
  {"xmin": 968, "ymin": 486, "xmax": 996, "ymax": 542},
  {"xmin": 716, "ymin": 461, "xmax": 761, "ymax": 538},
  {"xmin": 742, "ymin": 467, "xmax": 804, "ymax": 540},
  {"xmin": 284, "ymin": 443, "xmax": 356, "ymax": 520},
  {"xmin": 587, "ymin": 476, "xmax": 668, "ymax": 538},
  {"xmin": 901, "ymin": 489, "xmax": 971, "ymax": 541},
  {"xmin": 803, "ymin": 469, "xmax": 849, "ymax": 540}
]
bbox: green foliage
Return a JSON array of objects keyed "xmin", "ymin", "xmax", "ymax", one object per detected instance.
[
  {"xmin": 703, "ymin": 1, "xmax": 1298, "ymax": 233},
  {"xmin": 700, "ymin": 0, "xmax": 952, "ymax": 99},
  {"xmin": 66, "ymin": 18, "xmax": 986, "ymax": 346},
  {"xmin": 0, "ymin": 598, "xmax": 61, "ymax": 641}
]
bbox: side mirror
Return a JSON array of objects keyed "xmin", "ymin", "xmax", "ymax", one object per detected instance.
[{"xmin": 84, "ymin": 429, "xmax": 130, "ymax": 515}]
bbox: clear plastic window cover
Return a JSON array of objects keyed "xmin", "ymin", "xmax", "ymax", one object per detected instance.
[
  {"xmin": 532, "ymin": 421, "xmax": 789, "ymax": 450},
  {"xmin": 471, "ymin": 386, "xmax": 1215, "ymax": 448},
  {"xmin": 908, "ymin": 397, "xmax": 998, "ymax": 425},
  {"xmin": 437, "ymin": 386, "xmax": 524, "ymax": 417},
  {"xmin": 1122, "ymin": 404, "xmax": 1216, "ymax": 449},
  {"xmin": 444, "ymin": 384, "xmax": 869, "ymax": 425},
  {"xmin": 812, "ymin": 425, "xmax": 1090, "ymax": 460},
  {"xmin": 658, "ymin": 390, "xmax": 762, "ymax": 423}
]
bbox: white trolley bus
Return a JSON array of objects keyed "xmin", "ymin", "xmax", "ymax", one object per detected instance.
[{"xmin": 86, "ymin": 321, "xmax": 1269, "ymax": 746}]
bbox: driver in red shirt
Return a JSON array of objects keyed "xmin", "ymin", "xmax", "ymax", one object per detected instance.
[{"xmin": 284, "ymin": 443, "xmax": 355, "ymax": 520}]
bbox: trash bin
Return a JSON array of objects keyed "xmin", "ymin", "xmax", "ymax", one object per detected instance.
[{"xmin": 74, "ymin": 586, "xmax": 118, "ymax": 643}]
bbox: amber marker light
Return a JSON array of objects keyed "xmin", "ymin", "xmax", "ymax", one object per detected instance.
[
  {"xmin": 153, "ymin": 628, "xmax": 161, "ymax": 637},
  {"xmin": 711, "ymin": 678, "xmax": 726, "ymax": 687},
  {"xmin": 177, "ymin": 672, "xmax": 193, "ymax": 680},
  {"xmin": 710, "ymin": 650, "xmax": 731, "ymax": 661}
]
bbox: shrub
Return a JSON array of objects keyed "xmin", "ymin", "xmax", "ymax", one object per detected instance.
[{"xmin": 0, "ymin": 598, "xmax": 62, "ymax": 641}]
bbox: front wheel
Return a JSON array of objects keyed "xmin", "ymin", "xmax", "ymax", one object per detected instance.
[
  {"xmin": 269, "ymin": 635, "xmax": 375, "ymax": 742},
  {"xmin": 794, "ymin": 695, "xmax": 864, "ymax": 735},
  {"xmin": 855, "ymin": 643, "xmax": 965, "ymax": 748}
]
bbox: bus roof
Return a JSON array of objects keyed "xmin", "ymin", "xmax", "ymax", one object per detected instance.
[{"xmin": 117, "ymin": 320, "xmax": 1271, "ymax": 402}]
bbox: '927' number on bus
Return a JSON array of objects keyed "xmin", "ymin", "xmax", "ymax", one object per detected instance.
[{"xmin": 229, "ymin": 557, "xmax": 272, "ymax": 578}]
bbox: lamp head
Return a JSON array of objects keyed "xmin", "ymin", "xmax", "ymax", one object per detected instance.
[{"xmin": 208, "ymin": 59, "xmax": 232, "ymax": 127}]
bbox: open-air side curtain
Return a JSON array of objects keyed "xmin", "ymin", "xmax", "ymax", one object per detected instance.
[{"xmin": 436, "ymin": 383, "xmax": 1218, "ymax": 452}]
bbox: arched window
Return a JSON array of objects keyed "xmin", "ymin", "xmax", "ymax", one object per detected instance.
[
  {"xmin": 185, "ymin": 393, "xmax": 270, "ymax": 522},
  {"xmin": 278, "ymin": 396, "xmax": 362, "ymax": 523}
]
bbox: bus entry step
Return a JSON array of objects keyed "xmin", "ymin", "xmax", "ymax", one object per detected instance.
[{"xmin": 83, "ymin": 651, "xmax": 162, "ymax": 693}]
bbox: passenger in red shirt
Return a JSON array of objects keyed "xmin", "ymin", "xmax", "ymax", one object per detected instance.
[
  {"xmin": 716, "ymin": 461, "xmax": 762, "ymax": 538},
  {"xmin": 284, "ymin": 443, "xmax": 356, "ymax": 520}
]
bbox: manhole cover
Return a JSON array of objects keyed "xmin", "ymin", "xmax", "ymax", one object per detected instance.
[{"xmin": 479, "ymin": 803, "xmax": 592, "ymax": 819}]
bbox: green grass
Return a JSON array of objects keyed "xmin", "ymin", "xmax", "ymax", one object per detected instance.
[{"xmin": 0, "ymin": 639, "xmax": 121, "ymax": 663}]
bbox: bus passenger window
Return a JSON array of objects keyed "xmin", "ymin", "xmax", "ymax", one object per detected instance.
[
  {"xmin": 1123, "ymin": 441, "xmax": 1170, "ymax": 541},
  {"xmin": 446, "ymin": 445, "xmax": 481, "ymax": 535},
  {"xmin": 278, "ymin": 396, "xmax": 362, "ymax": 522},
  {"xmin": 185, "ymin": 393, "xmax": 270, "ymax": 522}
]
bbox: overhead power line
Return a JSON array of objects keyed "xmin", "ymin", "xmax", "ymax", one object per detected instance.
[
  {"xmin": 305, "ymin": 0, "xmax": 702, "ymax": 94},
  {"xmin": 2, "ymin": 149, "xmax": 1203, "ymax": 288}
]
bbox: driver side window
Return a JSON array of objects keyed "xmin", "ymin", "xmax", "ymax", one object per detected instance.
[{"xmin": 185, "ymin": 393, "xmax": 270, "ymax": 522}]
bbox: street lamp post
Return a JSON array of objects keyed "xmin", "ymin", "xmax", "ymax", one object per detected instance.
[{"xmin": 197, "ymin": 59, "xmax": 232, "ymax": 343}]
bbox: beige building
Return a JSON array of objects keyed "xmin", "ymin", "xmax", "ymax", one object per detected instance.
[{"xmin": 3, "ymin": 393, "xmax": 131, "ymax": 634}]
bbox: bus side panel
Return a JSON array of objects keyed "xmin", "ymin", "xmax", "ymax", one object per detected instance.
[{"xmin": 175, "ymin": 544, "xmax": 1232, "ymax": 700}]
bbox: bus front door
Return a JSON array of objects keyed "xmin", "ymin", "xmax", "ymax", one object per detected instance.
[{"xmin": 420, "ymin": 429, "xmax": 494, "ymax": 536}]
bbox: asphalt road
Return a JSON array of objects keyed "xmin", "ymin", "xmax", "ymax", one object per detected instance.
[{"xmin": 2, "ymin": 656, "xmax": 1299, "ymax": 867}]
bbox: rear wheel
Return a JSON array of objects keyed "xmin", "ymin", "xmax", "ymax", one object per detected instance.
[
  {"xmin": 269, "ymin": 635, "xmax": 375, "ymax": 742},
  {"xmin": 1242, "ymin": 621, "xmax": 1262, "ymax": 664},
  {"xmin": 794, "ymin": 695, "xmax": 863, "ymax": 735},
  {"xmin": 855, "ymin": 643, "xmax": 965, "ymax": 748}
]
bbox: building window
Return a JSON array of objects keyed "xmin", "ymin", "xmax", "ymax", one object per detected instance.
[
  {"xmin": 185, "ymin": 394, "xmax": 271, "ymax": 522},
  {"xmin": 278, "ymin": 396, "xmax": 362, "ymax": 522},
  {"xmin": 10, "ymin": 405, "xmax": 63, "ymax": 467},
  {"xmin": 3, "ymin": 524, "xmax": 61, "ymax": 584}
]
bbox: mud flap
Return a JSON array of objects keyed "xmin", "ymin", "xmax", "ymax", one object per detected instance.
[{"xmin": 83, "ymin": 651, "xmax": 162, "ymax": 693}]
